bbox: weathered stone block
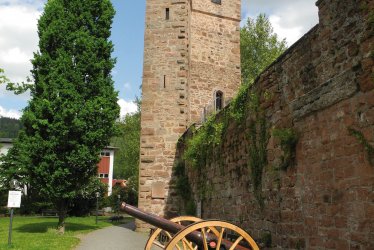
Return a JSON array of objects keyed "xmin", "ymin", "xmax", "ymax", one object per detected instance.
[
  {"xmin": 151, "ymin": 182, "xmax": 166, "ymax": 199},
  {"xmin": 291, "ymin": 71, "xmax": 358, "ymax": 120}
]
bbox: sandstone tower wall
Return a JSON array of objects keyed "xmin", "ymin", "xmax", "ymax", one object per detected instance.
[
  {"xmin": 138, "ymin": 0, "xmax": 190, "ymax": 231},
  {"xmin": 188, "ymin": 0, "xmax": 241, "ymax": 122},
  {"xmin": 138, "ymin": 0, "xmax": 241, "ymax": 231}
]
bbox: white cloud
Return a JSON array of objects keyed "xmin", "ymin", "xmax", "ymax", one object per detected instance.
[
  {"xmin": 242, "ymin": 0, "xmax": 319, "ymax": 45},
  {"xmin": 269, "ymin": 15, "xmax": 304, "ymax": 45},
  {"xmin": 0, "ymin": 2, "xmax": 42, "ymax": 82},
  {"xmin": 0, "ymin": 47, "xmax": 30, "ymax": 64},
  {"xmin": 0, "ymin": 0, "xmax": 45, "ymax": 9},
  {"xmin": 0, "ymin": 105, "xmax": 21, "ymax": 119},
  {"xmin": 0, "ymin": 1, "xmax": 41, "ymax": 113},
  {"xmin": 117, "ymin": 99, "xmax": 137, "ymax": 119}
]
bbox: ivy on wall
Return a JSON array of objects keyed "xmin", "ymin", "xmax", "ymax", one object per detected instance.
[
  {"xmin": 183, "ymin": 116, "xmax": 224, "ymax": 169},
  {"xmin": 242, "ymin": 89, "xmax": 271, "ymax": 207},
  {"xmin": 183, "ymin": 81, "xmax": 273, "ymax": 206},
  {"xmin": 348, "ymin": 127, "xmax": 374, "ymax": 166},
  {"xmin": 173, "ymin": 160, "xmax": 196, "ymax": 215},
  {"xmin": 272, "ymin": 128, "xmax": 298, "ymax": 170}
]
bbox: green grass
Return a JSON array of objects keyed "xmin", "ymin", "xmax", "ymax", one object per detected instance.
[{"xmin": 0, "ymin": 216, "xmax": 132, "ymax": 250}]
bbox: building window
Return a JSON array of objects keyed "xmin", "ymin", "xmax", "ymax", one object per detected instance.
[
  {"xmin": 101, "ymin": 151, "xmax": 110, "ymax": 157},
  {"xmin": 215, "ymin": 90, "xmax": 223, "ymax": 111},
  {"xmin": 99, "ymin": 173, "xmax": 109, "ymax": 178},
  {"xmin": 211, "ymin": 0, "xmax": 221, "ymax": 4}
]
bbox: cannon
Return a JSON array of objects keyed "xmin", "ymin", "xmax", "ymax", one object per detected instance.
[{"xmin": 121, "ymin": 202, "xmax": 259, "ymax": 250}]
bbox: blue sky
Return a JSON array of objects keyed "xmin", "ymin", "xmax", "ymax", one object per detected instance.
[
  {"xmin": 0, "ymin": 0, "xmax": 318, "ymax": 119},
  {"xmin": 111, "ymin": 0, "xmax": 145, "ymax": 102}
]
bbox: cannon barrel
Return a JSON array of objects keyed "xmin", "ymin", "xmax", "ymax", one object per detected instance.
[
  {"xmin": 121, "ymin": 203, "xmax": 204, "ymax": 245},
  {"xmin": 121, "ymin": 202, "xmax": 251, "ymax": 250}
]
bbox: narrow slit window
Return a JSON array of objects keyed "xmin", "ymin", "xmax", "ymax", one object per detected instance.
[
  {"xmin": 163, "ymin": 75, "xmax": 166, "ymax": 88},
  {"xmin": 215, "ymin": 91, "xmax": 223, "ymax": 111},
  {"xmin": 166, "ymin": 8, "xmax": 170, "ymax": 20}
]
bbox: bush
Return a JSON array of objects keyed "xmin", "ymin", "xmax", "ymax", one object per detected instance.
[
  {"xmin": 107, "ymin": 180, "xmax": 138, "ymax": 212},
  {"xmin": 68, "ymin": 178, "xmax": 108, "ymax": 217}
]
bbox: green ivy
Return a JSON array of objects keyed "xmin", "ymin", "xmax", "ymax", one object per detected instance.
[
  {"xmin": 368, "ymin": 10, "xmax": 374, "ymax": 37},
  {"xmin": 261, "ymin": 231, "xmax": 272, "ymax": 248},
  {"xmin": 228, "ymin": 82, "xmax": 252, "ymax": 122},
  {"xmin": 183, "ymin": 115, "xmax": 224, "ymax": 169},
  {"xmin": 185, "ymin": 199, "xmax": 197, "ymax": 216},
  {"xmin": 348, "ymin": 127, "xmax": 374, "ymax": 166},
  {"xmin": 173, "ymin": 160, "xmax": 196, "ymax": 215},
  {"xmin": 182, "ymin": 84, "xmax": 271, "ymax": 207},
  {"xmin": 247, "ymin": 92, "xmax": 269, "ymax": 208},
  {"xmin": 272, "ymin": 128, "xmax": 298, "ymax": 170}
]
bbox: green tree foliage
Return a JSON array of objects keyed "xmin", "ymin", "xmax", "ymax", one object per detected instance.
[
  {"xmin": 107, "ymin": 181, "xmax": 138, "ymax": 211},
  {"xmin": 0, "ymin": 117, "xmax": 22, "ymax": 138},
  {"xmin": 241, "ymin": 14, "xmax": 288, "ymax": 84},
  {"xmin": 0, "ymin": 68, "xmax": 7, "ymax": 84},
  {"xmin": 68, "ymin": 177, "xmax": 108, "ymax": 217},
  {"xmin": 0, "ymin": 68, "xmax": 33, "ymax": 94},
  {"xmin": 1, "ymin": 0, "xmax": 119, "ymax": 233},
  {"xmin": 111, "ymin": 99, "xmax": 140, "ymax": 191}
]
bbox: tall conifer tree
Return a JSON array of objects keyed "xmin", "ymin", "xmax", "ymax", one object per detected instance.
[{"xmin": 2, "ymin": 0, "xmax": 119, "ymax": 233}]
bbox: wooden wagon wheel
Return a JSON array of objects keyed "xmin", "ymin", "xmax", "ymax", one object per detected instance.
[
  {"xmin": 165, "ymin": 220, "xmax": 259, "ymax": 250},
  {"xmin": 145, "ymin": 216, "xmax": 209, "ymax": 250}
]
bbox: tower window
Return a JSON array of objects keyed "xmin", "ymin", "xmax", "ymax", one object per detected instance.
[
  {"xmin": 163, "ymin": 75, "xmax": 166, "ymax": 88},
  {"xmin": 215, "ymin": 91, "xmax": 223, "ymax": 111},
  {"xmin": 211, "ymin": 0, "xmax": 221, "ymax": 4},
  {"xmin": 166, "ymin": 8, "xmax": 170, "ymax": 20}
]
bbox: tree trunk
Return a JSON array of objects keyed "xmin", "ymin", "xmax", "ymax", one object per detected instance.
[
  {"xmin": 57, "ymin": 201, "xmax": 67, "ymax": 234},
  {"xmin": 57, "ymin": 212, "xmax": 65, "ymax": 234}
]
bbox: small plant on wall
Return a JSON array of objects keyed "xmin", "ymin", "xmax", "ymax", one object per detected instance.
[
  {"xmin": 272, "ymin": 128, "xmax": 298, "ymax": 170},
  {"xmin": 348, "ymin": 127, "xmax": 374, "ymax": 166}
]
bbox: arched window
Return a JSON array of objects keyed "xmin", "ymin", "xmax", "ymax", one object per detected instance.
[{"xmin": 215, "ymin": 90, "xmax": 223, "ymax": 111}]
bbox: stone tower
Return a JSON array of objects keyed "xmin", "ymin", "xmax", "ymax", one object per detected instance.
[{"xmin": 138, "ymin": 0, "xmax": 241, "ymax": 231}]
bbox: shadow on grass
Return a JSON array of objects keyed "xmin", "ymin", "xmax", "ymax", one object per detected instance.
[{"xmin": 16, "ymin": 222, "xmax": 98, "ymax": 233}]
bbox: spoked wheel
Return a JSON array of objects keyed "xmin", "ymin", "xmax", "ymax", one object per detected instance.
[
  {"xmin": 145, "ymin": 216, "xmax": 205, "ymax": 250},
  {"xmin": 165, "ymin": 220, "xmax": 259, "ymax": 250}
]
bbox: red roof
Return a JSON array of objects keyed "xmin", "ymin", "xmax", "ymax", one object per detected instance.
[{"xmin": 112, "ymin": 179, "xmax": 127, "ymax": 188}]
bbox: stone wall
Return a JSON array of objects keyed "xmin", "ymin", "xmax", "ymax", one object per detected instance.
[
  {"xmin": 138, "ymin": 0, "xmax": 190, "ymax": 231},
  {"xmin": 188, "ymin": 0, "xmax": 241, "ymax": 122},
  {"xmin": 171, "ymin": 0, "xmax": 374, "ymax": 248},
  {"xmin": 138, "ymin": 0, "xmax": 241, "ymax": 231}
]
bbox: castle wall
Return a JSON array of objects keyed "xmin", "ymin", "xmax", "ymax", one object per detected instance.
[{"xmin": 173, "ymin": 0, "xmax": 374, "ymax": 248}]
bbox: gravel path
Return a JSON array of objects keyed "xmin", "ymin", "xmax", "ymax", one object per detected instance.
[{"xmin": 75, "ymin": 221, "xmax": 151, "ymax": 250}]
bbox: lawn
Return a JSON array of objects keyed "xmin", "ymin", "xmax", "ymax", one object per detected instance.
[{"xmin": 0, "ymin": 215, "xmax": 132, "ymax": 250}]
